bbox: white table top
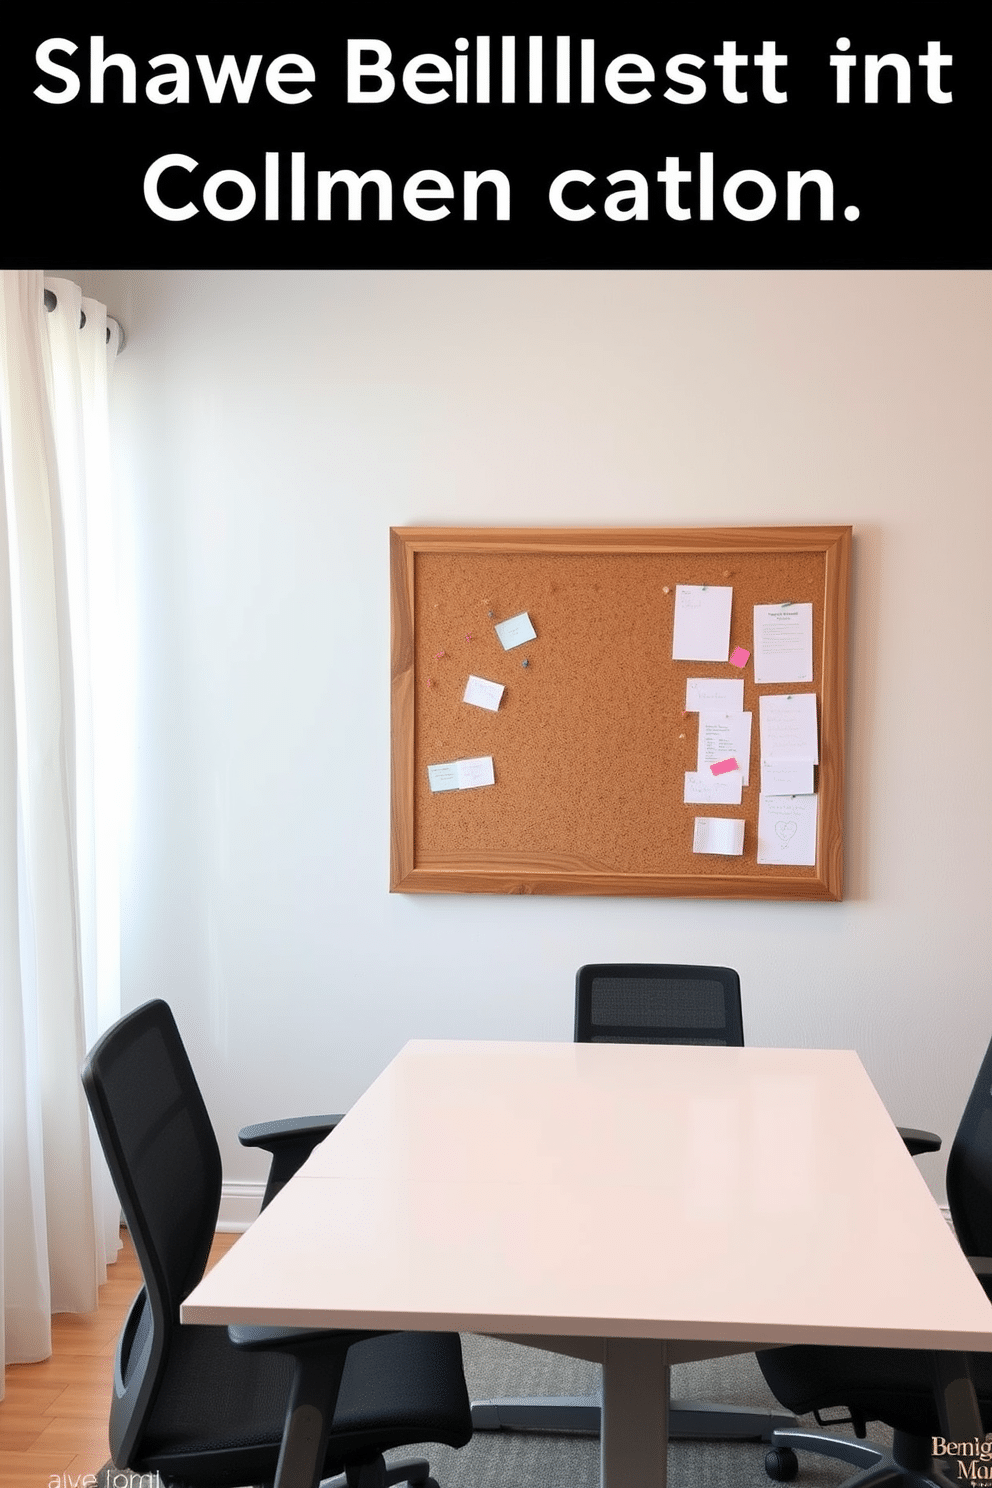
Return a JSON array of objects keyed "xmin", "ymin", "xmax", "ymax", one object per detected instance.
[{"xmin": 183, "ymin": 1039, "xmax": 992, "ymax": 1353}]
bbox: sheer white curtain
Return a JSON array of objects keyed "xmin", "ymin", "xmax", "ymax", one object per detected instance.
[{"xmin": 0, "ymin": 271, "xmax": 122, "ymax": 1390}]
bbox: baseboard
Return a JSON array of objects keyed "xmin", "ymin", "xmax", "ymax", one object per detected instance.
[{"xmin": 217, "ymin": 1180, "xmax": 264, "ymax": 1232}]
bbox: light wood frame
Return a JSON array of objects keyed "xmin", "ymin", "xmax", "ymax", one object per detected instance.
[{"xmin": 391, "ymin": 526, "xmax": 850, "ymax": 900}]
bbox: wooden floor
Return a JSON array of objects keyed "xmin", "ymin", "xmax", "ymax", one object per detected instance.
[{"xmin": 0, "ymin": 1229, "xmax": 238, "ymax": 1488}]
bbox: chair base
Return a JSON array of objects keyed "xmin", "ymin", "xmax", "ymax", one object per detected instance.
[
  {"xmin": 471, "ymin": 1393, "xmax": 798, "ymax": 1441},
  {"xmin": 766, "ymin": 1428, "xmax": 961, "ymax": 1488},
  {"xmin": 322, "ymin": 1455, "xmax": 435, "ymax": 1488}
]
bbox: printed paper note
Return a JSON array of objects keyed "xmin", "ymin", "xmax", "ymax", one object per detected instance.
[
  {"xmin": 463, "ymin": 675, "xmax": 505, "ymax": 712},
  {"xmin": 495, "ymin": 612, "xmax": 537, "ymax": 650},
  {"xmin": 427, "ymin": 756, "xmax": 496, "ymax": 793},
  {"xmin": 693, "ymin": 817, "xmax": 745, "ymax": 856},
  {"xmin": 672, "ymin": 586, "xmax": 733, "ymax": 662},
  {"xmin": 685, "ymin": 677, "xmax": 744, "ymax": 713},
  {"xmin": 753, "ymin": 603, "xmax": 814, "ymax": 684},
  {"xmin": 757, "ymin": 793, "xmax": 818, "ymax": 865},
  {"xmin": 758, "ymin": 693, "xmax": 818, "ymax": 763},
  {"xmin": 760, "ymin": 759, "xmax": 815, "ymax": 795},
  {"xmin": 697, "ymin": 712, "xmax": 752, "ymax": 786},
  {"xmin": 684, "ymin": 771, "xmax": 743, "ymax": 806}
]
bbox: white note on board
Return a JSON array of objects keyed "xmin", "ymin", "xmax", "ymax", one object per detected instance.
[
  {"xmin": 426, "ymin": 762, "xmax": 460, "ymax": 793},
  {"xmin": 692, "ymin": 817, "xmax": 745, "ymax": 856},
  {"xmin": 753, "ymin": 603, "xmax": 814, "ymax": 684},
  {"xmin": 758, "ymin": 693, "xmax": 818, "ymax": 763},
  {"xmin": 684, "ymin": 771, "xmax": 743, "ymax": 806},
  {"xmin": 463, "ymin": 675, "xmax": 505, "ymax": 712},
  {"xmin": 697, "ymin": 712, "xmax": 752, "ymax": 786},
  {"xmin": 685, "ymin": 677, "xmax": 744, "ymax": 713},
  {"xmin": 757, "ymin": 792, "xmax": 818, "ymax": 865},
  {"xmin": 672, "ymin": 586, "xmax": 733, "ymax": 662},
  {"xmin": 427, "ymin": 756, "xmax": 496, "ymax": 793},
  {"xmin": 760, "ymin": 759, "xmax": 815, "ymax": 796},
  {"xmin": 495, "ymin": 612, "xmax": 537, "ymax": 650}
]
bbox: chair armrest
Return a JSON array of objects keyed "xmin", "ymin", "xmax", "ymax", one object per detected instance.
[
  {"xmin": 238, "ymin": 1115, "xmax": 344, "ymax": 1211},
  {"xmin": 897, "ymin": 1126, "xmax": 941, "ymax": 1156},
  {"xmin": 238, "ymin": 1115, "xmax": 343, "ymax": 1151},
  {"xmin": 229, "ymin": 1323, "xmax": 389, "ymax": 1488}
]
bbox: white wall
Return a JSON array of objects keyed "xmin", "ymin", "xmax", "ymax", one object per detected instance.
[{"xmin": 76, "ymin": 269, "xmax": 991, "ymax": 1212}]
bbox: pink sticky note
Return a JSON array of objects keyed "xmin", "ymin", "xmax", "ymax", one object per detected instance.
[
  {"xmin": 711, "ymin": 757, "xmax": 739, "ymax": 776},
  {"xmin": 729, "ymin": 646, "xmax": 750, "ymax": 668}
]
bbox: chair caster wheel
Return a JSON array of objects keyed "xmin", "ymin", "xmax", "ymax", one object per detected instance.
[{"xmin": 765, "ymin": 1446, "xmax": 799, "ymax": 1481}]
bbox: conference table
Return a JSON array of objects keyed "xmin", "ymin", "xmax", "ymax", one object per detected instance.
[{"xmin": 182, "ymin": 1040, "xmax": 992, "ymax": 1488}]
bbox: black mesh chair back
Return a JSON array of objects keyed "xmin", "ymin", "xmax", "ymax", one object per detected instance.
[
  {"xmin": 946, "ymin": 1031, "xmax": 992, "ymax": 1262},
  {"xmin": 575, "ymin": 964, "xmax": 744, "ymax": 1046},
  {"xmin": 81, "ymin": 998, "xmax": 222, "ymax": 1466},
  {"xmin": 82, "ymin": 1000, "xmax": 473, "ymax": 1487}
]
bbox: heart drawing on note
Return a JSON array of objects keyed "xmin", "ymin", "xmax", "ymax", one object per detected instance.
[{"xmin": 775, "ymin": 821, "xmax": 798, "ymax": 845}]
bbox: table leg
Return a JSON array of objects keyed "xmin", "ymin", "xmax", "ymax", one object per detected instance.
[{"xmin": 601, "ymin": 1339, "xmax": 670, "ymax": 1488}]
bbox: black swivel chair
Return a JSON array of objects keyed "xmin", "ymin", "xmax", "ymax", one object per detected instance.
[
  {"xmin": 472, "ymin": 962, "xmax": 796, "ymax": 1442},
  {"xmin": 81, "ymin": 999, "xmax": 472, "ymax": 1488},
  {"xmin": 758, "ymin": 1029, "xmax": 992, "ymax": 1488}
]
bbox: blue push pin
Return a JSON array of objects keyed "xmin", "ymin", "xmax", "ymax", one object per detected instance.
[{"xmin": 522, "ymin": 658, "xmax": 530, "ymax": 668}]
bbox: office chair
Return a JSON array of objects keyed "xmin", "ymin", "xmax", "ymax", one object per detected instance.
[
  {"xmin": 473, "ymin": 962, "xmax": 797, "ymax": 1441},
  {"xmin": 81, "ymin": 999, "xmax": 472, "ymax": 1488},
  {"xmin": 574, "ymin": 961, "xmax": 745, "ymax": 1046},
  {"xmin": 758, "ymin": 1028, "xmax": 992, "ymax": 1488}
]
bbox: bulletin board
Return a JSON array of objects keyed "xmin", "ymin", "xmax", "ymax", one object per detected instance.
[{"xmin": 390, "ymin": 526, "xmax": 851, "ymax": 901}]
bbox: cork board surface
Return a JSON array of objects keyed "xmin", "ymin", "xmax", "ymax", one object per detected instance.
[{"xmin": 391, "ymin": 528, "xmax": 849, "ymax": 899}]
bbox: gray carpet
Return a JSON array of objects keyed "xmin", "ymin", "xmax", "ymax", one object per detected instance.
[{"xmin": 97, "ymin": 1335, "xmax": 884, "ymax": 1487}]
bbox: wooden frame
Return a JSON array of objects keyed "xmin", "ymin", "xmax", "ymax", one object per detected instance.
[{"xmin": 391, "ymin": 526, "xmax": 850, "ymax": 900}]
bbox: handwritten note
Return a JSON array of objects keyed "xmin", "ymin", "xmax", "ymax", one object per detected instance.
[
  {"xmin": 427, "ymin": 756, "xmax": 496, "ymax": 793},
  {"xmin": 463, "ymin": 675, "xmax": 505, "ymax": 711},
  {"xmin": 758, "ymin": 693, "xmax": 818, "ymax": 763},
  {"xmin": 760, "ymin": 759, "xmax": 815, "ymax": 795},
  {"xmin": 672, "ymin": 586, "xmax": 733, "ymax": 662},
  {"xmin": 685, "ymin": 677, "xmax": 744, "ymax": 713},
  {"xmin": 757, "ymin": 793, "xmax": 818, "ymax": 865},
  {"xmin": 693, "ymin": 817, "xmax": 745, "ymax": 856},
  {"xmin": 753, "ymin": 603, "xmax": 813, "ymax": 684},
  {"xmin": 684, "ymin": 771, "xmax": 743, "ymax": 805},
  {"xmin": 495, "ymin": 612, "xmax": 537, "ymax": 650}
]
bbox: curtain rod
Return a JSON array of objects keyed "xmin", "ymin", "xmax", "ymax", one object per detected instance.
[{"xmin": 44, "ymin": 286, "xmax": 125, "ymax": 351}]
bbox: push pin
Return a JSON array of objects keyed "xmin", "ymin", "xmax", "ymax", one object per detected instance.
[
  {"xmin": 722, "ymin": 570, "xmax": 731, "ymax": 578},
  {"xmin": 662, "ymin": 586, "xmax": 670, "ymax": 595},
  {"xmin": 522, "ymin": 658, "xmax": 530, "ymax": 668},
  {"xmin": 487, "ymin": 610, "xmax": 494, "ymax": 619},
  {"xmin": 678, "ymin": 732, "xmax": 686, "ymax": 740}
]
